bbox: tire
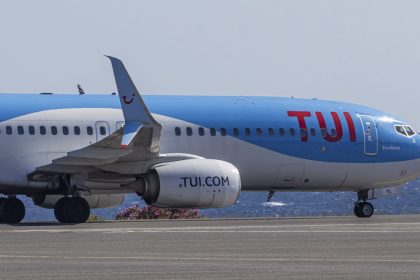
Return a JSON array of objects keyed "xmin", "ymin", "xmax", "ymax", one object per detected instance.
[
  {"xmin": 354, "ymin": 202, "xmax": 363, "ymax": 217},
  {"xmin": 0, "ymin": 197, "xmax": 25, "ymax": 224},
  {"xmin": 66, "ymin": 197, "xmax": 90, "ymax": 224},
  {"xmin": 354, "ymin": 201, "xmax": 374, "ymax": 218},
  {"xmin": 360, "ymin": 202, "xmax": 374, "ymax": 218},
  {"xmin": 0, "ymin": 198, "xmax": 6, "ymax": 223},
  {"xmin": 54, "ymin": 197, "xmax": 71, "ymax": 223}
]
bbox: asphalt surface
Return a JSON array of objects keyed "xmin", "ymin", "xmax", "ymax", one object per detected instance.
[{"xmin": 1, "ymin": 215, "xmax": 420, "ymax": 280}]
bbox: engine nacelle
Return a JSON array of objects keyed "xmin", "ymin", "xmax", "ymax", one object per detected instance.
[
  {"xmin": 33, "ymin": 194, "xmax": 125, "ymax": 209},
  {"xmin": 134, "ymin": 159, "xmax": 241, "ymax": 208}
]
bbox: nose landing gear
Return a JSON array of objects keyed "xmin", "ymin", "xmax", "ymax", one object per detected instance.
[
  {"xmin": 354, "ymin": 201, "xmax": 374, "ymax": 218},
  {"xmin": 354, "ymin": 190, "xmax": 374, "ymax": 218}
]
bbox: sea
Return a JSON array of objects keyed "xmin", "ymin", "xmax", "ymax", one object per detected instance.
[{"xmin": 21, "ymin": 179, "xmax": 420, "ymax": 222}]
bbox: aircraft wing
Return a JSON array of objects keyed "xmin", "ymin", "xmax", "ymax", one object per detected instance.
[{"xmin": 32, "ymin": 57, "xmax": 165, "ymax": 178}]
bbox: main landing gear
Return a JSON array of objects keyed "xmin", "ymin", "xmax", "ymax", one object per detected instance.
[
  {"xmin": 354, "ymin": 190, "xmax": 374, "ymax": 218},
  {"xmin": 0, "ymin": 197, "xmax": 25, "ymax": 224},
  {"xmin": 54, "ymin": 197, "xmax": 90, "ymax": 223}
]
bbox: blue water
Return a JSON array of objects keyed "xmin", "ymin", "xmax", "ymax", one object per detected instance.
[{"xmin": 21, "ymin": 179, "xmax": 420, "ymax": 222}]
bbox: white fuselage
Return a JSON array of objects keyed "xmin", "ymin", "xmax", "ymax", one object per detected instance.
[{"xmin": 1, "ymin": 108, "xmax": 419, "ymax": 194}]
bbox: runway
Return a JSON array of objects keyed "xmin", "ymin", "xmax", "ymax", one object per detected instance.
[{"xmin": 2, "ymin": 215, "xmax": 420, "ymax": 280}]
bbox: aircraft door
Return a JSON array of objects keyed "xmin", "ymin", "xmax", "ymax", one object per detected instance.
[
  {"xmin": 359, "ymin": 115, "xmax": 378, "ymax": 156},
  {"xmin": 95, "ymin": 121, "xmax": 110, "ymax": 141}
]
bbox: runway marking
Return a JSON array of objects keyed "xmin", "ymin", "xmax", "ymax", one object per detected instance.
[
  {"xmin": 5, "ymin": 222, "xmax": 420, "ymax": 234},
  {"xmin": 8, "ymin": 221, "xmax": 420, "ymax": 229},
  {"xmin": 0, "ymin": 254, "xmax": 419, "ymax": 264},
  {"xmin": 7, "ymin": 229, "xmax": 420, "ymax": 234}
]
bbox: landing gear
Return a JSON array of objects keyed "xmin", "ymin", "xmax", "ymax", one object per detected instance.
[
  {"xmin": 54, "ymin": 197, "xmax": 71, "ymax": 223},
  {"xmin": 54, "ymin": 197, "xmax": 90, "ymax": 223},
  {"xmin": 354, "ymin": 201, "xmax": 374, "ymax": 218},
  {"xmin": 0, "ymin": 197, "xmax": 25, "ymax": 223},
  {"xmin": 267, "ymin": 191, "xmax": 275, "ymax": 202},
  {"xmin": 354, "ymin": 190, "xmax": 374, "ymax": 218}
]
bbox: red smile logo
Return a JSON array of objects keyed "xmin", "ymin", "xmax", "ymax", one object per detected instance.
[{"xmin": 122, "ymin": 94, "xmax": 135, "ymax": 105}]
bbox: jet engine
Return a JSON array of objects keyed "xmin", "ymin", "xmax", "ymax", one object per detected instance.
[{"xmin": 126, "ymin": 159, "xmax": 241, "ymax": 208}]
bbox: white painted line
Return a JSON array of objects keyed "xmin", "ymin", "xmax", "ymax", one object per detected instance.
[
  {"xmin": 4, "ymin": 221, "xmax": 420, "ymax": 234},
  {"xmin": 6, "ymin": 228, "xmax": 420, "ymax": 234},
  {"xmin": 0, "ymin": 254, "xmax": 419, "ymax": 264}
]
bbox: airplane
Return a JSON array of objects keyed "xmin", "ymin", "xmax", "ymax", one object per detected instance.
[{"xmin": 0, "ymin": 56, "xmax": 418, "ymax": 223}]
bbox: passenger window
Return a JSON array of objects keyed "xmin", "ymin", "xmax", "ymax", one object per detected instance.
[
  {"xmin": 233, "ymin": 128, "xmax": 239, "ymax": 136},
  {"xmin": 221, "ymin": 128, "xmax": 227, "ymax": 136},
  {"xmin": 210, "ymin": 128, "xmax": 216, "ymax": 136},
  {"xmin": 6, "ymin": 126, "xmax": 12, "ymax": 135},
  {"xmin": 395, "ymin": 125, "xmax": 407, "ymax": 136},
  {"xmin": 18, "ymin": 126, "xmax": 24, "ymax": 135},
  {"xmin": 321, "ymin": 128, "xmax": 327, "ymax": 137},
  {"xmin": 366, "ymin": 125, "xmax": 371, "ymax": 134},
  {"xmin": 100, "ymin": 126, "xmax": 106, "ymax": 136},
  {"xmin": 300, "ymin": 128, "xmax": 307, "ymax": 138},
  {"xmin": 310, "ymin": 128, "xmax": 316, "ymax": 137},
  {"xmin": 28, "ymin": 126, "xmax": 35, "ymax": 135},
  {"xmin": 18, "ymin": 125, "xmax": 25, "ymax": 135},
  {"xmin": 62, "ymin": 126, "xmax": 69, "ymax": 135},
  {"xmin": 51, "ymin": 126, "xmax": 58, "ymax": 135},
  {"xmin": 279, "ymin": 128, "xmax": 285, "ymax": 137},
  {"xmin": 175, "ymin": 127, "xmax": 181, "ymax": 136},
  {"xmin": 268, "ymin": 128, "xmax": 275, "ymax": 137},
  {"xmin": 331, "ymin": 129, "xmax": 337, "ymax": 137},
  {"xmin": 87, "ymin": 126, "xmax": 93, "ymax": 136},
  {"xmin": 289, "ymin": 128, "xmax": 295, "ymax": 137},
  {"xmin": 186, "ymin": 127, "xmax": 193, "ymax": 136},
  {"xmin": 256, "ymin": 128, "xmax": 263, "ymax": 136},
  {"xmin": 245, "ymin": 128, "xmax": 251, "ymax": 136},
  {"xmin": 40, "ymin": 126, "xmax": 46, "ymax": 135},
  {"xmin": 74, "ymin": 126, "xmax": 81, "ymax": 135},
  {"xmin": 198, "ymin": 127, "xmax": 205, "ymax": 136}
]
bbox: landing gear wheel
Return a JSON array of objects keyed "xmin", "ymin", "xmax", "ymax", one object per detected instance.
[
  {"xmin": 66, "ymin": 197, "xmax": 90, "ymax": 223},
  {"xmin": 0, "ymin": 198, "xmax": 6, "ymax": 223},
  {"xmin": 54, "ymin": 197, "xmax": 71, "ymax": 223},
  {"xmin": 354, "ymin": 202, "xmax": 374, "ymax": 218},
  {"xmin": 354, "ymin": 202, "xmax": 362, "ymax": 217},
  {"xmin": 54, "ymin": 197, "xmax": 90, "ymax": 224},
  {"xmin": 0, "ymin": 197, "xmax": 25, "ymax": 223}
]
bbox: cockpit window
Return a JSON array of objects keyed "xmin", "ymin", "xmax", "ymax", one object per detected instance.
[
  {"xmin": 395, "ymin": 125, "xmax": 416, "ymax": 137},
  {"xmin": 395, "ymin": 125, "xmax": 407, "ymax": 136},
  {"xmin": 404, "ymin": 125, "xmax": 416, "ymax": 136}
]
